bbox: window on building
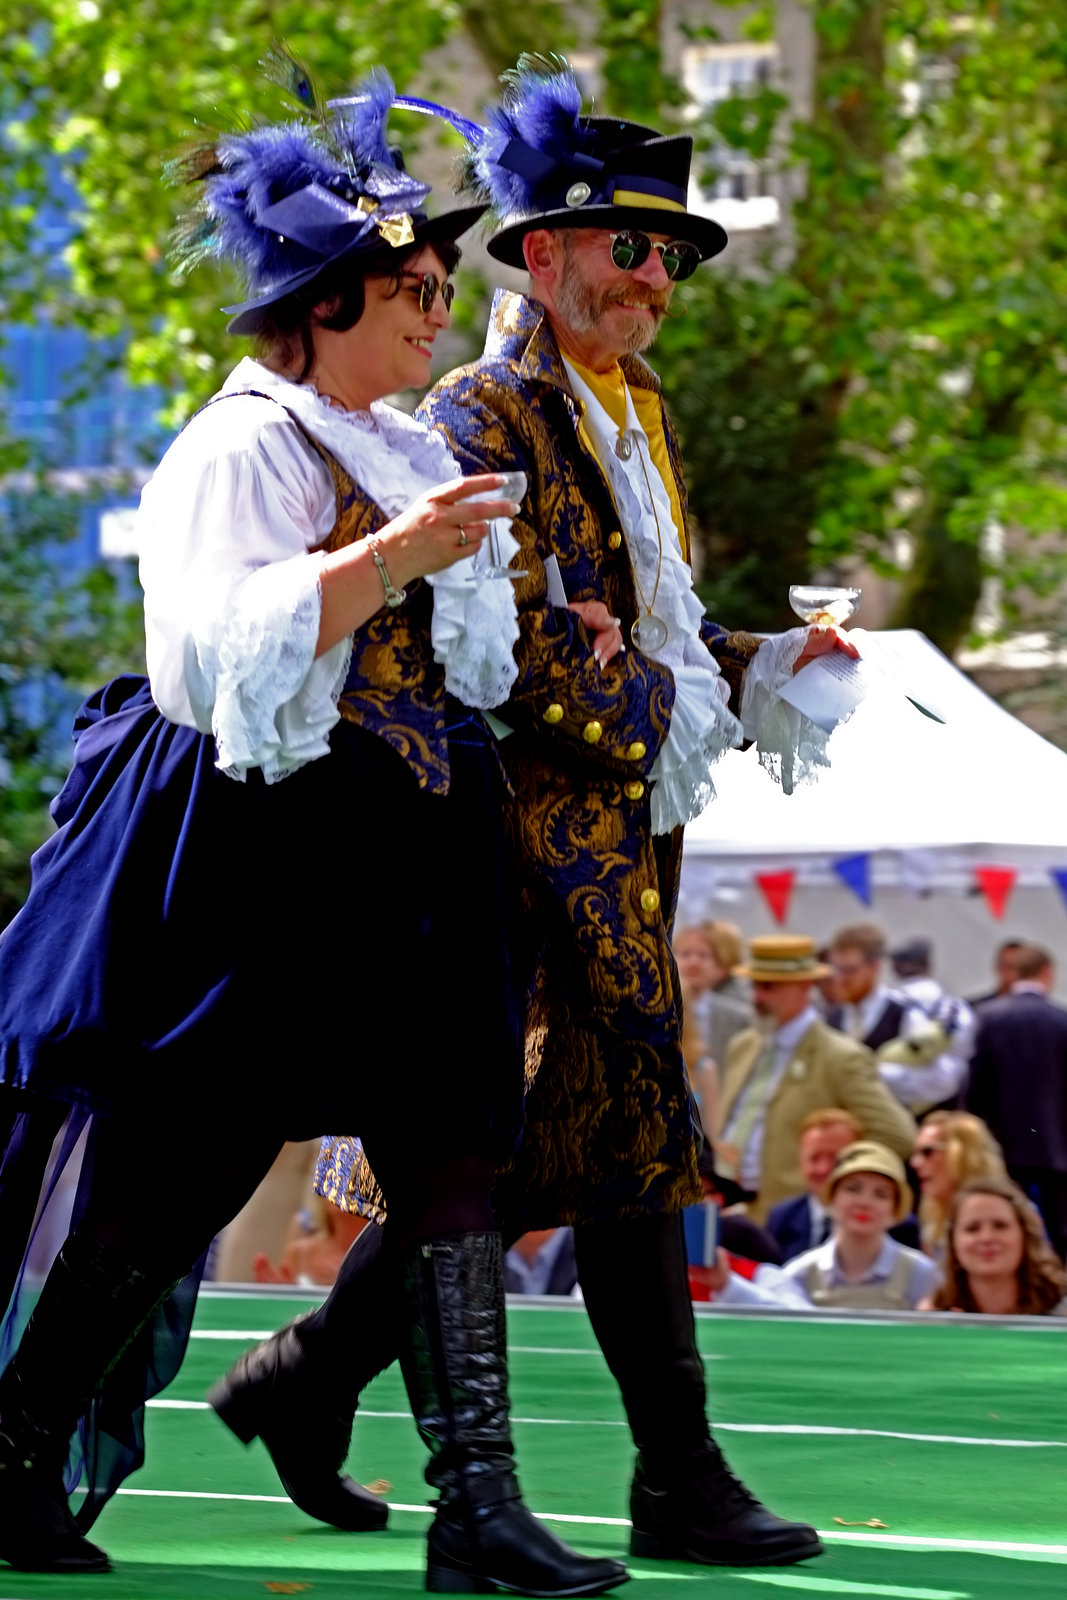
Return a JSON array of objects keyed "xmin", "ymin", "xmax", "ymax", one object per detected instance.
[{"xmin": 680, "ymin": 42, "xmax": 780, "ymax": 230}]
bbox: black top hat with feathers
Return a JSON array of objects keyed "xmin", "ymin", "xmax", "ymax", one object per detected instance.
[
  {"xmin": 168, "ymin": 49, "xmax": 485, "ymax": 335},
  {"xmin": 458, "ymin": 55, "xmax": 728, "ymax": 270}
]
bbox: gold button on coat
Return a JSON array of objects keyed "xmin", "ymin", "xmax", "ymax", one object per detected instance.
[
  {"xmin": 640, "ymin": 888, "xmax": 661, "ymax": 913},
  {"xmin": 608, "ymin": 531, "xmax": 622, "ymax": 550},
  {"xmin": 582, "ymin": 720, "xmax": 603, "ymax": 744},
  {"xmin": 624, "ymin": 781, "xmax": 645, "ymax": 800},
  {"xmin": 625, "ymin": 741, "xmax": 646, "ymax": 761},
  {"xmin": 542, "ymin": 703, "xmax": 564, "ymax": 724}
]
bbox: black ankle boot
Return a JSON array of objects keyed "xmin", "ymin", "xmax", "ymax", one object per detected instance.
[
  {"xmin": 0, "ymin": 1368, "xmax": 110, "ymax": 1573},
  {"xmin": 629, "ymin": 1443, "xmax": 822, "ymax": 1566},
  {"xmin": 208, "ymin": 1317, "xmax": 389, "ymax": 1530},
  {"xmin": 0, "ymin": 1231, "xmax": 184, "ymax": 1572},
  {"xmin": 401, "ymin": 1233, "xmax": 628, "ymax": 1597},
  {"xmin": 207, "ymin": 1220, "xmax": 395, "ymax": 1531},
  {"xmin": 574, "ymin": 1215, "xmax": 821, "ymax": 1568}
]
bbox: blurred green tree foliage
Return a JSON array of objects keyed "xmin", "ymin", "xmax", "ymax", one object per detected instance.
[{"xmin": 650, "ymin": 0, "xmax": 1067, "ymax": 646}]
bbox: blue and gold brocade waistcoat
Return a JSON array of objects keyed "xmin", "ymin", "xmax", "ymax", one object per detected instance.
[{"xmin": 294, "ymin": 416, "xmax": 456, "ymax": 795}]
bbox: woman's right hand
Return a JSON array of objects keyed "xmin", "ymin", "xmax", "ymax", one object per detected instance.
[
  {"xmin": 317, "ymin": 474, "xmax": 521, "ymax": 657},
  {"xmin": 379, "ymin": 474, "xmax": 522, "ymax": 587}
]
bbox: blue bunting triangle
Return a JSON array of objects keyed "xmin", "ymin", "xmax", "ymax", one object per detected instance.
[
  {"xmin": 1051, "ymin": 868, "xmax": 1067, "ymax": 913},
  {"xmin": 833, "ymin": 853, "xmax": 872, "ymax": 906}
]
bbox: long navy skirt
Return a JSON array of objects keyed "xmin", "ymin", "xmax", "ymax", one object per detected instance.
[
  {"xmin": 0, "ymin": 673, "xmax": 522, "ymax": 1523},
  {"xmin": 0, "ymin": 674, "xmax": 521, "ymax": 1135}
]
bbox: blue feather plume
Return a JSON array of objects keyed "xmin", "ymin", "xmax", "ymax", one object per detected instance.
[
  {"xmin": 461, "ymin": 54, "xmax": 590, "ymax": 217},
  {"xmin": 169, "ymin": 64, "xmax": 421, "ymax": 287}
]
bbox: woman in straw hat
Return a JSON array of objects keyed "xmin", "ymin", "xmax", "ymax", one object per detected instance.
[{"xmin": 713, "ymin": 1140, "xmax": 939, "ymax": 1311}]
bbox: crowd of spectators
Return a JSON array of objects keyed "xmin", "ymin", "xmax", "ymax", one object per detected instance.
[{"xmin": 671, "ymin": 921, "xmax": 1067, "ymax": 1317}]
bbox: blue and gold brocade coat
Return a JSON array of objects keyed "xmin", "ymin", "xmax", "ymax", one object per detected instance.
[{"xmin": 417, "ymin": 290, "xmax": 761, "ymax": 1227}]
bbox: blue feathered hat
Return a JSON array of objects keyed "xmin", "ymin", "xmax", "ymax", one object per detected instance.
[
  {"xmin": 460, "ymin": 55, "xmax": 728, "ymax": 270},
  {"xmin": 169, "ymin": 52, "xmax": 485, "ymax": 335}
]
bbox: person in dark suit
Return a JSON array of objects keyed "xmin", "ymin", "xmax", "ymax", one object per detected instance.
[
  {"xmin": 967, "ymin": 938, "xmax": 1024, "ymax": 1010},
  {"xmin": 765, "ymin": 1108, "xmax": 920, "ymax": 1262},
  {"xmin": 967, "ymin": 943, "xmax": 1067, "ymax": 1258}
]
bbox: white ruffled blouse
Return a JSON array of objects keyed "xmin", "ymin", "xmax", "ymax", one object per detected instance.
[
  {"xmin": 563, "ymin": 359, "xmax": 828, "ymax": 831},
  {"xmin": 138, "ymin": 358, "xmax": 519, "ymax": 783}
]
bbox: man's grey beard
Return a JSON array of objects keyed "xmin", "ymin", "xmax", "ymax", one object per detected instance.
[{"xmin": 556, "ymin": 235, "xmax": 667, "ymax": 354}]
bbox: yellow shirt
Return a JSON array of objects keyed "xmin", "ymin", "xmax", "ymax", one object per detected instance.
[{"xmin": 567, "ymin": 356, "xmax": 686, "ymax": 557}]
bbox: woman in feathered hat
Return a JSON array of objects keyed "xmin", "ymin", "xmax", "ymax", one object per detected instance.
[{"xmin": 0, "ymin": 59, "xmax": 624, "ymax": 1598}]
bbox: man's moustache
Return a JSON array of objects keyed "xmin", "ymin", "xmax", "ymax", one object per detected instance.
[
  {"xmin": 604, "ymin": 293, "xmax": 672, "ymax": 313},
  {"xmin": 603, "ymin": 293, "xmax": 686, "ymax": 321}
]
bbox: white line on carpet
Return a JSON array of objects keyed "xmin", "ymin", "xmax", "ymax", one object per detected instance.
[
  {"xmin": 147, "ymin": 1400, "xmax": 1066, "ymax": 1449},
  {"xmin": 111, "ymin": 1491, "xmax": 1067, "ymax": 1558},
  {"xmin": 188, "ymin": 1333, "xmax": 630, "ymax": 1356}
]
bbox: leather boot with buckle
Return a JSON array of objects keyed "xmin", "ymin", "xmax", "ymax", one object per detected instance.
[{"xmin": 402, "ymin": 1232, "xmax": 629, "ymax": 1596}]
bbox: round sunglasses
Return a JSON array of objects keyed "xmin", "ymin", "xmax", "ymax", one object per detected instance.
[
  {"xmin": 397, "ymin": 270, "xmax": 456, "ymax": 314},
  {"xmin": 609, "ymin": 230, "xmax": 701, "ymax": 281}
]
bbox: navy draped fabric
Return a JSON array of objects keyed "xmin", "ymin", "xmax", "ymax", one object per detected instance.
[{"xmin": 0, "ymin": 673, "xmax": 522, "ymax": 1525}]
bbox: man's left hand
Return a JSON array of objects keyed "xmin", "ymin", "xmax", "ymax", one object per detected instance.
[{"xmin": 793, "ymin": 625, "xmax": 860, "ymax": 673}]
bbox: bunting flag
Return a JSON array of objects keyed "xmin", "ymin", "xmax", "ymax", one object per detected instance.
[
  {"xmin": 832, "ymin": 853, "xmax": 872, "ymax": 906},
  {"xmin": 974, "ymin": 865, "xmax": 1017, "ymax": 920},
  {"xmin": 1051, "ymin": 868, "xmax": 1067, "ymax": 914},
  {"xmin": 755, "ymin": 869, "xmax": 795, "ymax": 925}
]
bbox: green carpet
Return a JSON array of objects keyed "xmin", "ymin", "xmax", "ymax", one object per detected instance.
[{"xmin": 1, "ymin": 1295, "xmax": 1063, "ymax": 1599}]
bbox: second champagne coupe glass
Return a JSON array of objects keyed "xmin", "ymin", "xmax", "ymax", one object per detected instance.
[{"xmin": 788, "ymin": 585, "xmax": 861, "ymax": 628}]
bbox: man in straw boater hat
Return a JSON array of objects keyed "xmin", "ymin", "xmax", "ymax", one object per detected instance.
[
  {"xmin": 718, "ymin": 937, "xmax": 916, "ymax": 1222},
  {"xmin": 211, "ymin": 57, "xmax": 858, "ymax": 1569}
]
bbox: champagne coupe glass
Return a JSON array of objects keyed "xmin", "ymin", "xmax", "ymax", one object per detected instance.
[
  {"xmin": 788, "ymin": 585, "xmax": 861, "ymax": 628},
  {"xmin": 464, "ymin": 470, "xmax": 529, "ymax": 580}
]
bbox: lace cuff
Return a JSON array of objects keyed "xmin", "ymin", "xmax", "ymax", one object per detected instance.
[
  {"xmin": 740, "ymin": 630, "xmax": 831, "ymax": 797},
  {"xmin": 426, "ymin": 519, "xmax": 521, "ymax": 711},
  {"xmin": 649, "ymin": 663, "xmax": 744, "ymax": 834},
  {"xmin": 203, "ymin": 554, "xmax": 348, "ymax": 783}
]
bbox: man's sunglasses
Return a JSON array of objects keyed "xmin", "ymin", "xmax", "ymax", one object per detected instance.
[
  {"xmin": 609, "ymin": 230, "xmax": 701, "ymax": 282},
  {"xmin": 398, "ymin": 271, "xmax": 455, "ymax": 314}
]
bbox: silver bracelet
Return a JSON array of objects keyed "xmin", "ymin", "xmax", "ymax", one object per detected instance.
[{"xmin": 366, "ymin": 533, "xmax": 406, "ymax": 608}]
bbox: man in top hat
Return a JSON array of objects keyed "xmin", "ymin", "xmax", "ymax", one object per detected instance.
[
  {"xmin": 212, "ymin": 60, "xmax": 854, "ymax": 1569},
  {"xmin": 412, "ymin": 61, "xmax": 865, "ymax": 1566},
  {"xmin": 717, "ymin": 937, "xmax": 915, "ymax": 1222}
]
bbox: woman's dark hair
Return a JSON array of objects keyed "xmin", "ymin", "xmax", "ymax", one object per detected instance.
[
  {"xmin": 254, "ymin": 239, "xmax": 462, "ymax": 381},
  {"xmin": 932, "ymin": 1176, "xmax": 1066, "ymax": 1315}
]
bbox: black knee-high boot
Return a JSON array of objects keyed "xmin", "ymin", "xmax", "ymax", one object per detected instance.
[
  {"xmin": 208, "ymin": 1219, "xmax": 395, "ymax": 1530},
  {"xmin": 0, "ymin": 1233, "xmax": 174, "ymax": 1573},
  {"xmin": 400, "ymin": 1232, "xmax": 628, "ymax": 1597},
  {"xmin": 573, "ymin": 1214, "xmax": 822, "ymax": 1567}
]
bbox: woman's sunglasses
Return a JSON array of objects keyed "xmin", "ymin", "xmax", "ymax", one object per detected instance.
[
  {"xmin": 398, "ymin": 271, "xmax": 455, "ymax": 314},
  {"xmin": 608, "ymin": 230, "xmax": 701, "ymax": 282},
  {"xmin": 912, "ymin": 1143, "xmax": 946, "ymax": 1159}
]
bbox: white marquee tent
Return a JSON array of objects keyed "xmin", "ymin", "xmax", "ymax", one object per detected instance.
[{"xmin": 678, "ymin": 632, "xmax": 1067, "ymax": 997}]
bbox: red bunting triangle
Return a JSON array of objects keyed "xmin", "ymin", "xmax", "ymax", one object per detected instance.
[
  {"xmin": 974, "ymin": 865, "xmax": 1017, "ymax": 920},
  {"xmin": 756, "ymin": 869, "xmax": 795, "ymax": 925}
]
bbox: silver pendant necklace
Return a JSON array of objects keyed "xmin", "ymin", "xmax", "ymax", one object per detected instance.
[{"xmin": 617, "ymin": 433, "xmax": 668, "ymax": 655}]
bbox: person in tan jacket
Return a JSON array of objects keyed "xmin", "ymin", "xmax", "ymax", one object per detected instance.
[{"xmin": 716, "ymin": 936, "xmax": 916, "ymax": 1222}]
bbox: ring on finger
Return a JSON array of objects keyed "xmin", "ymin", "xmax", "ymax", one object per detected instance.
[{"xmin": 457, "ymin": 527, "xmax": 469, "ymax": 547}]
